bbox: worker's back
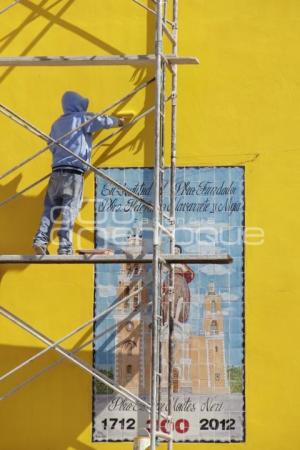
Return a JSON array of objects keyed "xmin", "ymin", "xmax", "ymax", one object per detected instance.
[
  {"xmin": 49, "ymin": 91, "xmax": 119, "ymax": 173},
  {"xmin": 49, "ymin": 91, "xmax": 92, "ymax": 173}
]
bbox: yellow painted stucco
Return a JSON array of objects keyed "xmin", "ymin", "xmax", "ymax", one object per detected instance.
[{"xmin": 0, "ymin": 1, "xmax": 299, "ymax": 449}]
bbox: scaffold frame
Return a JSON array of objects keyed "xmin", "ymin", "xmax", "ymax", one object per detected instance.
[{"xmin": 0, "ymin": 2, "xmax": 230, "ymax": 449}]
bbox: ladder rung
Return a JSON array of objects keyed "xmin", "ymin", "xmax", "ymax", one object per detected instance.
[
  {"xmin": 159, "ymin": 223, "xmax": 173, "ymax": 238},
  {"xmin": 162, "ymin": 24, "xmax": 176, "ymax": 45}
]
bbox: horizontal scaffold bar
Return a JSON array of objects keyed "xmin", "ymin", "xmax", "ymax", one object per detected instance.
[
  {"xmin": 0, "ymin": 54, "xmax": 199, "ymax": 66},
  {"xmin": 0, "ymin": 254, "xmax": 232, "ymax": 264},
  {"xmin": 0, "ymin": 306, "xmax": 152, "ymax": 411}
]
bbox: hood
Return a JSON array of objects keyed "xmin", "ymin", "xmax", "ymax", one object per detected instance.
[{"xmin": 62, "ymin": 91, "xmax": 89, "ymax": 113}]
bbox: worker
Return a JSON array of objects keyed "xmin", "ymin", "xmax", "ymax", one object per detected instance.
[{"xmin": 33, "ymin": 91, "xmax": 125, "ymax": 255}]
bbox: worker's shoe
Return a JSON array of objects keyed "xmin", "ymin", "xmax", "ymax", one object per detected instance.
[
  {"xmin": 58, "ymin": 248, "xmax": 73, "ymax": 255},
  {"xmin": 33, "ymin": 243, "xmax": 49, "ymax": 255}
]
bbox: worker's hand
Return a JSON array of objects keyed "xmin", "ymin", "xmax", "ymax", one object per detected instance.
[{"xmin": 117, "ymin": 113, "xmax": 134, "ymax": 127}]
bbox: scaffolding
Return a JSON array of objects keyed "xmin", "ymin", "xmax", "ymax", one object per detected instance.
[{"xmin": 0, "ymin": 2, "xmax": 232, "ymax": 449}]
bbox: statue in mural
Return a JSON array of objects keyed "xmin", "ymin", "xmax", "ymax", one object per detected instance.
[{"xmin": 162, "ymin": 245, "xmax": 195, "ymax": 323}]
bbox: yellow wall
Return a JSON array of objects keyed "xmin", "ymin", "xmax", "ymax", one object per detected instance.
[{"xmin": 0, "ymin": 1, "xmax": 299, "ymax": 449}]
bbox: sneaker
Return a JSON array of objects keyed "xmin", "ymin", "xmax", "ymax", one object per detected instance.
[
  {"xmin": 58, "ymin": 249, "xmax": 73, "ymax": 256},
  {"xmin": 33, "ymin": 243, "xmax": 49, "ymax": 255}
]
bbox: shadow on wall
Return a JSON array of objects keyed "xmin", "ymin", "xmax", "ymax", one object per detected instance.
[
  {"xmin": 0, "ymin": 0, "xmax": 133, "ymax": 84},
  {"xmin": 0, "ymin": 0, "xmax": 156, "ymax": 261},
  {"xmin": 0, "ymin": 173, "xmax": 95, "ymax": 282},
  {"xmin": 0, "ymin": 0, "xmax": 156, "ymax": 91},
  {"xmin": 0, "ymin": 0, "xmax": 156, "ymax": 162},
  {"xmin": 0, "ymin": 344, "xmax": 98, "ymax": 450},
  {"xmin": 0, "ymin": 2, "xmax": 156, "ymax": 447},
  {"xmin": 0, "ymin": 174, "xmax": 45, "ymax": 254},
  {"xmin": 0, "ymin": 174, "xmax": 46, "ymax": 283},
  {"xmin": 0, "ymin": 282, "xmax": 146, "ymax": 449}
]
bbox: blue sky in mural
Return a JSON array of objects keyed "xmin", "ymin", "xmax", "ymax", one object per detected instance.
[{"xmin": 94, "ymin": 167, "xmax": 244, "ymax": 368}]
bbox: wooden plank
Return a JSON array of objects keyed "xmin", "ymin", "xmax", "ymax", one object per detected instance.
[
  {"xmin": 0, "ymin": 254, "xmax": 232, "ymax": 264},
  {"xmin": 77, "ymin": 248, "xmax": 113, "ymax": 255},
  {"xmin": 0, "ymin": 54, "xmax": 199, "ymax": 67}
]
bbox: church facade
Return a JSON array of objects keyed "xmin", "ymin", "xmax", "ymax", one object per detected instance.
[{"xmin": 113, "ymin": 232, "xmax": 229, "ymax": 397}]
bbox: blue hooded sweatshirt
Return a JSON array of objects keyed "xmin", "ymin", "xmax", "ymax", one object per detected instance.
[{"xmin": 49, "ymin": 91, "xmax": 119, "ymax": 173}]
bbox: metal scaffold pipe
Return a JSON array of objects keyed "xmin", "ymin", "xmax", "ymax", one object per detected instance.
[
  {"xmin": 167, "ymin": 2, "xmax": 179, "ymax": 448},
  {"xmin": 0, "ymin": 254, "xmax": 233, "ymax": 264},
  {"xmin": 0, "ymin": 3, "xmax": 206, "ymax": 448},
  {"xmin": 0, "ymin": 306, "xmax": 153, "ymax": 411},
  {"xmin": 0, "ymin": 102, "xmax": 154, "ymax": 211},
  {"xmin": 0, "ymin": 55, "xmax": 199, "ymax": 66},
  {"xmin": 0, "ymin": 173, "xmax": 51, "ymax": 208},
  {"xmin": 1, "ymin": 300, "xmax": 153, "ymax": 402},
  {"xmin": 0, "ymin": 0, "xmax": 22, "ymax": 16},
  {"xmin": 0, "ymin": 91, "xmax": 171, "ymax": 220},
  {"xmin": 0, "ymin": 77, "xmax": 155, "ymax": 181},
  {"xmin": 150, "ymin": 0, "xmax": 164, "ymax": 448},
  {"xmin": 0, "ymin": 285, "xmax": 147, "ymax": 383}
]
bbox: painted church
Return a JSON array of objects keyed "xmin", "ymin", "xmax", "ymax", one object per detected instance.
[{"xmin": 113, "ymin": 230, "xmax": 229, "ymax": 396}]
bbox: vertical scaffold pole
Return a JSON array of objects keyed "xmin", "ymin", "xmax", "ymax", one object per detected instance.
[
  {"xmin": 157, "ymin": 0, "xmax": 168, "ymax": 433},
  {"xmin": 151, "ymin": 0, "xmax": 164, "ymax": 449},
  {"xmin": 167, "ymin": 1, "xmax": 179, "ymax": 449}
]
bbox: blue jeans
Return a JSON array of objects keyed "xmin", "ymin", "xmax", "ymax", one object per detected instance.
[{"xmin": 33, "ymin": 171, "xmax": 83, "ymax": 253}]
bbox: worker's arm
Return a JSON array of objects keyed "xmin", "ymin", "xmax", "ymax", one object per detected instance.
[{"xmin": 84, "ymin": 114, "xmax": 124, "ymax": 134}]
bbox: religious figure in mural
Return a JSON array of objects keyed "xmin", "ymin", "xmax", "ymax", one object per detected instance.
[{"xmin": 162, "ymin": 245, "xmax": 195, "ymax": 323}]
